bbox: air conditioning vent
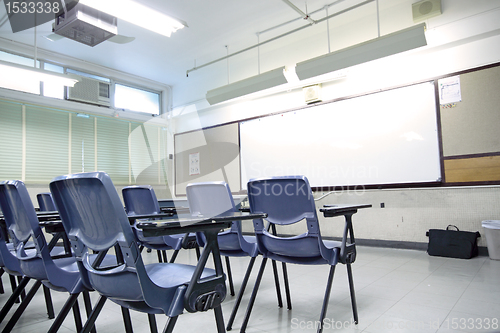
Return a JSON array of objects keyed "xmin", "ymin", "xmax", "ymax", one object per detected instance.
[{"xmin": 67, "ymin": 77, "xmax": 110, "ymax": 107}]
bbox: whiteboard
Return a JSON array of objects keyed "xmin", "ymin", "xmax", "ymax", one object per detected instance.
[{"xmin": 240, "ymin": 82, "xmax": 442, "ymax": 188}]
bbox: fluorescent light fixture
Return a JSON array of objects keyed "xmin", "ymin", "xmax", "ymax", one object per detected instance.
[
  {"xmin": 295, "ymin": 23, "xmax": 427, "ymax": 80},
  {"xmin": 79, "ymin": 0, "xmax": 187, "ymax": 37},
  {"xmin": 206, "ymin": 67, "xmax": 288, "ymax": 105},
  {"xmin": 0, "ymin": 60, "xmax": 80, "ymax": 87}
]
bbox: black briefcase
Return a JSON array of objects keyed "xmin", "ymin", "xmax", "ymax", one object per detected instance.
[{"xmin": 426, "ymin": 225, "xmax": 481, "ymax": 259}]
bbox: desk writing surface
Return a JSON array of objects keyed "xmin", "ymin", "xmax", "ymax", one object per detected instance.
[
  {"xmin": 320, "ymin": 204, "xmax": 372, "ymax": 217},
  {"xmin": 136, "ymin": 212, "xmax": 266, "ymax": 237}
]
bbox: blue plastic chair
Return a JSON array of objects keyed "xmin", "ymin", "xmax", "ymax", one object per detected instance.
[
  {"xmin": 122, "ymin": 185, "xmax": 199, "ymax": 264},
  {"xmin": 185, "ymin": 181, "xmax": 288, "ymax": 331},
  {"xmin": 49, "ymin": 172, "xmax": 228, "ymax": 333},
  {"xmin": 0, "ymin": 191, "xmax": 59, "ymax": 325},
  {"xmin": 0, "ymin": 180, "xmax": 94, "ymax": 333},
  {"xmin": 240, "ymin": 176, "xmax": 359, "ymax": 333}
]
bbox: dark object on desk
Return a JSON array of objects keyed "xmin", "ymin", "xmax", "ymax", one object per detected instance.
[{"xmin": 427, "ymin": 225, "xmax": 481, "ymax": 259}]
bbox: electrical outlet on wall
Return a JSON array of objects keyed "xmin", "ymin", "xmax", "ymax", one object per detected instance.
[{"xmin": 189, "ymin": 152, "xmax": 200, "ymax": 175}]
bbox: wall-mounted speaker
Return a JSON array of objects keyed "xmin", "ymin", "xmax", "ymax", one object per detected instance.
[{"xmin": 412, "ymin": 0, "xmax": 442, "ymax": 23}]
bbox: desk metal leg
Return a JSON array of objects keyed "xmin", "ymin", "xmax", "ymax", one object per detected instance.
[{"xmin": 225, "ymin": 256, "xmax": 235, "ymax": 296}]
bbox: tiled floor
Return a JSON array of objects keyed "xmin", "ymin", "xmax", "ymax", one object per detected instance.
[{"xmin": 1, "ymin": 246, "xmax": 499, "ymax": 333}]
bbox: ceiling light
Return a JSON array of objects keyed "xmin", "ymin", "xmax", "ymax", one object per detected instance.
[
  {"xmin": 206, "ymin": 67, "xmax": 288, "ymax": 105},
  {"xmin": 0, "ymin": 60, "xmax": 80, "ymax": 87},
  {"xmin": 78, "ymin": 0, "xmax": 187, "ymax": 37},
  {"xmin": 295, "ymin": 23, "xmax": 427, "ymax": 80}
]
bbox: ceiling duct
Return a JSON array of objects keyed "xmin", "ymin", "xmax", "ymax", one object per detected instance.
[{"xmin": 53, "ymin": 3, "xmax": 117, "ymax": 47}]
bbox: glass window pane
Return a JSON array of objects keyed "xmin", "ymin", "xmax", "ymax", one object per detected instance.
[
  {"xmin": 115, "ymin": 84, "xmax": 160, "ymax": 115},
  {"xmin": 43, "ymin": 63, "xmax": 65, "ymax": 99},
  {"xmin": 66, "ymin": 68, "xmax": 110, "ymax": 83},
  {"xmin": 0, "ymin": 100, "xmax": 23, "ymax": 180},
  {"xmin": 0, "ymin": 51, "xmax": 41, "ymax": 94}
]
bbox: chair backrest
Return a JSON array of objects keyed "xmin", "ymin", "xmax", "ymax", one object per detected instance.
[
  {"xmin": 0, "ymin": 181, "xmax": 43, "ymax": 244},
  {"xmin": 50, "ymin": 172, "xmax": 136, "ymax": 253},
  {"xmin": 247, "ymin": 176, "xmax": 319, "ymax": 232},
  {"xmin": 186, "ymin": 182, "xmax": 258, "ymax": 256},
  {"xmin": 247, "ymin": 176, "xmax": 330, "ymax": 262},
  {"xmin": 122, "ymin": 185, "xmax": 161, "ymax": 216},
  {"xmin": 37, "ymin": 192, "xmax": 57, "ymax": 211},
  {"xmin": 186, "ymin": 181, "xmax": 236, "ymax": 220}
]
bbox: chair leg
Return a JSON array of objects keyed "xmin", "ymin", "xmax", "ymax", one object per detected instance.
[
  {"xmin": 214, "ymin": 305, "xmax": 226, "ymax": 333},
  {"xmin": 16, "ymin": 276, "xmax": 26, "ymax": 301},
  {"xmin": 225, "ymin": 256, "xmax": 235, "ymax": 296},
  {"xmin": 281, "ymin": 262, "xmax": 292, "ymax": 310},
  {"xmin": 226, "ymin": 257, "xmax": 256, "ymax": 331},
  {"xmin": 8, "ymin": 275, "xmax": 17, "ymax": 298},
  {"xmin": 0, "ymin": 268, "xmax": 4, "ymax": 294},
  {"xmin": 270, "ymin": 259, "xmax": 283, "ymax": 308},
  {"xmin": 1, "ymin": 280, "xmax": 42, "ymax": 333},
  {"xmin": 148, "ymin": 314, "xmax": 158, "ymax": 333},
  {"xmin": 43, "ymin": 285, "xmax": 55, "ymax": 319},
  {"xmin": 169, "ymin": 249, "xmax": 179, "ymax": 263},
  {"xmin": 47, "ymin": 293, "xmax": 80, "ymax": 333},
  {"xmin": 195, "ymin": 246, "xmax": 201, "ymax": 260},
  {"xmin": 162, "ymin": 316, "xmax": 178, "ymax": 333},
  {"xmin": 72, "ymin": 298, "xmax": 84, "ymax": 333},
  {"xmin": 82, "ymin": 291, "xmax": 97, "ymax": 333},
  {"xmin": 346, "ymin": 263, "xmax": 358, "ymax": 324},
  {"xmin": 121, "ymin": 307, "xmax": 134, "ymax": 333},
  {"xmin": 239, "ymin": 257, "xmax": 268, "ymax": 333},
  {"xmin": 0, "ymin": 276, "xmax": 30, "ymax": 323},
  {"xmin": 81, "ymin": 295, "xmax": 107, "ymax": 333},
  {"xmin": 162, "ymin": 250, "xmax": 168, "ymax": 263},
  {"xmin": 317, "ymin": 266, "xmax": 336, "ymax": 333}
]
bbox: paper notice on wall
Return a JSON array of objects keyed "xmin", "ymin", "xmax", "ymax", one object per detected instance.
[
  {"xmin": 438, "ymin": 75, "xmax": 461, "ymax": 105},
  {"xmin": 189, "ymin": 152, "xmax": 200, "ymax": 175}
]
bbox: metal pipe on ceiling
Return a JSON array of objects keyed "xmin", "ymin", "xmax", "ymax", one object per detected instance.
[
  {"xmin": 281, "ymin": 0, "xmax": 316, "ymax": 25},
  {"xmin": 186, "ymin": 0, "xmax": 375, "ymax": 76}
]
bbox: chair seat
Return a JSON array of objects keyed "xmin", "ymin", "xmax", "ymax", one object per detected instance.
[
  {"xmin": 146, "ymin": 263, "xmax": 215, "ymax": 288},
  {"xmin": 89, "ymin": 262, "xmax": 216, "ymax": 303}
]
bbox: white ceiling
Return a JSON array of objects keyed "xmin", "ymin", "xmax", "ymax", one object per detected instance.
[
  {"xmin": 0, "ymin": 0, "xmax": 390, "ymax": 88},
  {"xmin": 1, "ymin": 0, "xmax": 500, "ymax": 109}
]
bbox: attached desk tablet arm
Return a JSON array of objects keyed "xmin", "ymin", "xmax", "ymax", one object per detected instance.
[
  {"xmin": 319, "ymin": 204, "xmax": 372, "ymax": 265},
  {"xmin": 135, "ymin": 211, "xmax": 267, "ymax": 314}
]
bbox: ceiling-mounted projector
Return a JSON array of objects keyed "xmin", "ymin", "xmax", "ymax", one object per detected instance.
[{"xmin": 53, "ymin": 3, "xmax": 117, "ymax": 47}]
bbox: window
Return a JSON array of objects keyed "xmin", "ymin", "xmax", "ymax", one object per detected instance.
[
  {"xmin": 115, "ymin": 84, "xmax": 160, "ymax": 115},
  {"xmin": 0, "ymin": 51, "xmax": 163, "ymax": 116},
  {"xmin": 0, "ymin": 98, "xmax": 168, "ymax": 185},
  {"xmin": 43, "ymin": 63, "xmax": 65, "ymax": 99},
  {"xmin": 0, "ymin": 50, "xmax": 41, "ymax": 94}
]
